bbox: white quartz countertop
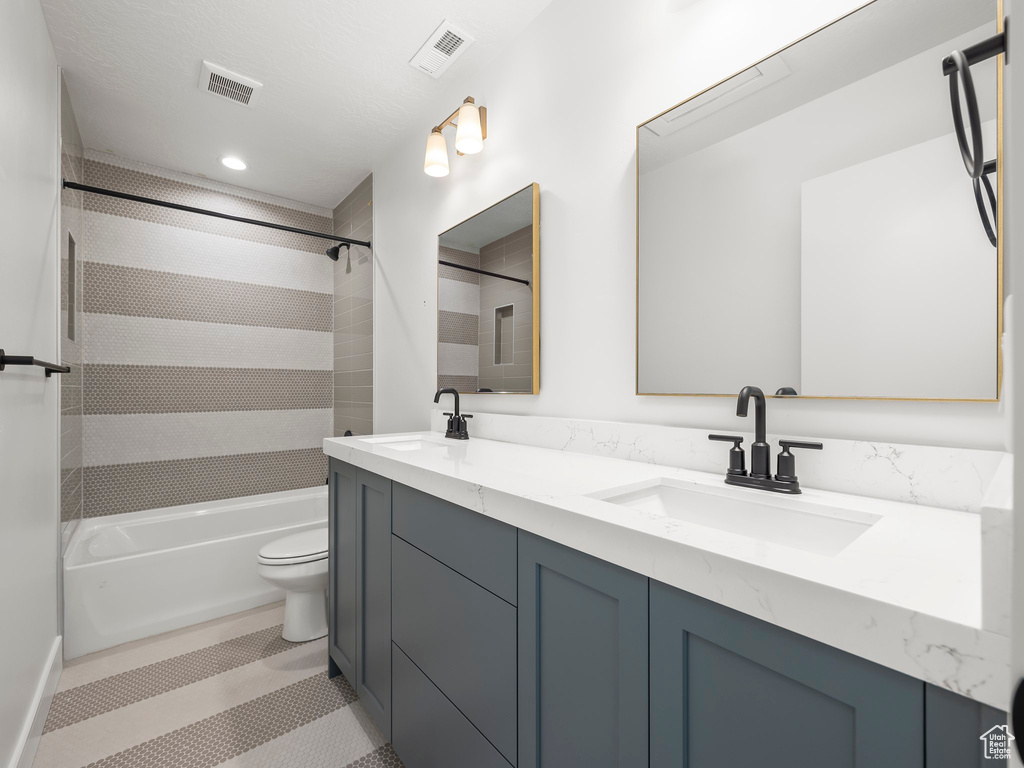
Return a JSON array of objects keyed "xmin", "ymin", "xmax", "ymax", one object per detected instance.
[{"xmin": 323, "ymin": 431, "xmax": 1009, "ymax": 709}]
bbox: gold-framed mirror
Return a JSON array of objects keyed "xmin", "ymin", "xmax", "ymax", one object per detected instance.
[
  {"xmin": 636, "ymin": 0, "xmax": 1003, "ymax": 401},
  {"xmin": 437, "ymin": 183, "xmax": 540, "ymax": 394}
]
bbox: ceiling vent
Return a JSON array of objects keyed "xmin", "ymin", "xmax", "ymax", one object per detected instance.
[
  {"xmin": 409, "ymin": 20, "xmax": 474, "ymax": 79},
  {"xmin": 198, "ymin": 61, "xmax": 263, "ymax": 107}
]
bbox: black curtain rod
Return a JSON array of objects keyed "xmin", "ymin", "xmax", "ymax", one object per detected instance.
[
  {"xmin": 438, "ymin": 260, "xmax": 530, "ymax": 286},
  {"xmin": 62, "ymin": 180, "xmax": 372, "ymax": 249}
]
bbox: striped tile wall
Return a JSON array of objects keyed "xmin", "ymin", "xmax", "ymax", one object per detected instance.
[
  {"xmin": 80, "ymin": 153, "xmax": 334, "ymax": 517},
  {"xmin": 437, "ymin": 245, "xmax": 481, "ymax": 392},
  {"xmin": 60, "ymin": 74, "xmax": 85, "ymax": 535},
  {"xmin": 332, "ymin": 175, "xmax": 373, "ymax": 437},
  {"xmin": 478, "ymin": 225, "xmax": 534, "ymax": 393}
]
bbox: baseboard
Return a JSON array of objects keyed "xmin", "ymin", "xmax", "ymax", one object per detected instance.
[{"xmin": 9, "ymin": 636, "xmax": 61, "ymax": 768}]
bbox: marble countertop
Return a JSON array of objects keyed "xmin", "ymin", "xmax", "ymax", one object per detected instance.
[{"xmin": 323, "ymin": 431, "xmax": 1009, "ymax": 709}]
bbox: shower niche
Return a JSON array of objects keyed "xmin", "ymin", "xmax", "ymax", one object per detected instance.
[{"xmin": 436, "ymin": 183, "xmax": 540, "ymax": 394}]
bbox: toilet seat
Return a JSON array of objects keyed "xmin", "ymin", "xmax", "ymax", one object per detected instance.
[{"xmin": 258, "ymin": 528, "xmax": 328, "ymax": 566}]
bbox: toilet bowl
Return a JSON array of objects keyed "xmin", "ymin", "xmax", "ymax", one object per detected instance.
[{"xmin": 257, "ymin": 527, "xmax": 329, "ymax": 642}]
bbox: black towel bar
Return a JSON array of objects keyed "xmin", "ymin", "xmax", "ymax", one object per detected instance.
[{"xmin": 0, "ymin": 349, "xmax": 71, "ymax": 377}]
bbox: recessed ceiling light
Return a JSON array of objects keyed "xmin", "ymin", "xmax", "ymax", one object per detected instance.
[{"xmin": 220, "ymin": 156, "xmax": 247, "ymax": 170}]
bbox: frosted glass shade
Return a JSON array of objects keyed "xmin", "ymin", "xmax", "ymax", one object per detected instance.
[
  {"xmin": 455, "ymin": 102, "xmax": 484, "ymax": 155},
  {"xmin": 424, "ymin": 130, "xmax": 449, "ymax": 177}
]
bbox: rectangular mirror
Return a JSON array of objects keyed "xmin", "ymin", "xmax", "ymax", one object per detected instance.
[
  {"xmin": 637, "ymin": 0, "xmax": 1002, "ymax": 400},
  {"xmin": 437, "ymin": 183, "xmax": 540, "ymax": 394}
]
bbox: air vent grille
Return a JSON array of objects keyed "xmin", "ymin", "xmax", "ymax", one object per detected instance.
[
  {"xmin": 434, "ymin": 30, "xmax": 465, "ymax": 56},
  {"xmin": 410, "ymin": 20, "xmax": 475, "ymax": 79},
  {"xmin": 198, "ymin": 61, "xmax": 263, "ymax": 108},
  {"xmin": 208, "ymin": 72, "xmax": 254, "ymax": 105}
]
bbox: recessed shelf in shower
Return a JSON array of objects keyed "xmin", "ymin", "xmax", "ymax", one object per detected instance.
[{"xmin": 494, "ymin": 305, "xmax": 514, "ymax": 365}]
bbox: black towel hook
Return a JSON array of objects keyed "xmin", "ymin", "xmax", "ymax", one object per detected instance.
[{"xmin": 0, "ymin": 349, "xmax": 71, "ymax": 377}]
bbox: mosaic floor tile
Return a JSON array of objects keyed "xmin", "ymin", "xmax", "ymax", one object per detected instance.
[{"xmin": 35, "ymin": 606, "xmax": 402, "ymax": 768}]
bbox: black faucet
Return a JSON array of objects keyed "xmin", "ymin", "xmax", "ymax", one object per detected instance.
[
  {"xmin": 736, "ymin": 385, "xmax": 770, "ymax": 478},
  {"xmin": 708, "ymin": 386, "xmax": 822, "ymax": 494},
  {"xmin": 434, "ymin": 388, "xmax": 472, "ymax": 440}
]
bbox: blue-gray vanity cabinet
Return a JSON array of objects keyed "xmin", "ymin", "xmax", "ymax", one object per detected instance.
[
  {"xmin": 327, "ymin": 460, "xmax": 392, "ymax": 740},
  {"xmin": 517, "ymin": 531, "xmax": 649, "ymax": 768},
  {"xmin": 925, "ymin": 684, "xmax": 1007, "ymax": 768},
  {"xmin": 355, "ymin": 468, "xmax": 392, "ymax": 739},
  {"xmin": 392, "ymin": 483, "xmax": 517, "ymax": 604},
  {"xmin": 392, "ymin": 536, "xmax": 517, "ymax": 764},
  {"xmin": 649, "ymin": 579, "xmax": 924, "ymax": 768},
  {"xmin": 327, "ymin": 458, "xmax": 357, "ymax": 684},
  {"xmin": 393, "ymin": 644, "xmax": 513, "ymax": 768}
]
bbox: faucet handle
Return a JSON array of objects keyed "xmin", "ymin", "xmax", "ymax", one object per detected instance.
[
  {"xmin": 779, "ymin": 440, "xmax": 823, "ymax": 452},
  {"xmin": 708, "ymin": 434, "xmax": 743, "ymax": 446},
  {"xmin": 776, "ymin": 440, "xmax": 823, "ymax": 482},
  {"xmin": 708, "ymin": 434, "xmax": 747, "ymax": 476}
]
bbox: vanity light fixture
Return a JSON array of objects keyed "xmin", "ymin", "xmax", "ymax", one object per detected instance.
[
  {"xmin": 423, "ymin": 96, "xmax": 487, "ymax": 177},
  {"xmin": 424, "ymin": 129, "xmax": 450, "ymax": 177}
]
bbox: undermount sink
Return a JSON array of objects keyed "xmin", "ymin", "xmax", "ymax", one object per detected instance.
[
  {"xmin": 592, "ymin": 478, "xmax": 880, "ymax": 556},
  {"xmin": 358, "ymin": 434, "xmax": 451, "ymax": 452}
]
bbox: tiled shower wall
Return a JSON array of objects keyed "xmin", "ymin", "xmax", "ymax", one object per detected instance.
[
  {"xmin": 478, "ymin": 226, "xmax": 533, "ymax": 392},
  {"xmin": 332, "ymin": 174, "xmax": 373, "ymax": 437},
  {"xmin": 80, "ymin": 152, "xmax": 335, "ymax": 517},
  {"xmin": 437, "ymin": 245, "xmax": 481, "ymax": 392},
  {"xmin": 60, "ymin": 74, "xmax": 84, "ymax": 534}
]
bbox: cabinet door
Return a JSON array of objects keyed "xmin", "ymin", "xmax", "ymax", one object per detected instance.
[
  {"xmin": 518, "ymin": 531, "xmax": 648, "ymax": 768},
  {"xmin": 925, "ymin": 685, "xmax": 1007, "ymax": 768},
  {"xmin": 328, "ymin": 459, "xmax": 357, "ymax": 684},
  {"xmin": 356, "ymin": 468, "xmax": 392, "ymax": 740},
  {"xmin": 650, "ymin": 580, "xmax": 923, "ymax": 768}
]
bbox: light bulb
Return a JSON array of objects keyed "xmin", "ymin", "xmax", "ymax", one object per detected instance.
[
  {"xmin": 424, "ymin": 129, "xmax": 450, "ymax": 177},
  {"xmin": 220, "ymin": 156, "xmax": 247, "ymax": 170},
  {"xmin": 454, "ymin": 102, "xmax": 483, "ymax": 155}
]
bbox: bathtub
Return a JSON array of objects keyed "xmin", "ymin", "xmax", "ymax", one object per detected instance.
[{"xmin": 64, "ymin": 486, "xmax": 327, "ymax": 659}]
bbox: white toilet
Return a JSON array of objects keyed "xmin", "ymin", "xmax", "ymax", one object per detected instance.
[{"xmin": 257, "ymin": 528, "xmax": 329, "ymax": 642}]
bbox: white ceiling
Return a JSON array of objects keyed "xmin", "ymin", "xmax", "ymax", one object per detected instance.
[
  {"xmin": 639, "ymin": 0, "xmax": 995, "ymax": 170},
  {"xmin": 40, "ymin": 0, "xmax": 555, "ymax": 208}
]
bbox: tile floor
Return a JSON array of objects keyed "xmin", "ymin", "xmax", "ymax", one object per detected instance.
[{"xmin": 34, "ymin": 603, "xmax": 403, "ymax": 768}]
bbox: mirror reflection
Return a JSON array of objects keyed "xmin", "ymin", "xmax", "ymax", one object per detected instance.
[
  {"xmin": 637, "ymin": 0, "xmax": 1000, "ymax": 400},
  {"xmin": 437, "ymin": 184, "xmax": 539, "ymax": 394}
]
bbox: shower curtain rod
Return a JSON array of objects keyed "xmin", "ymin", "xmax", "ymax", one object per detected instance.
[
  {"xmin": 61, "ymin": 180, "xmax": 372, "ymax": 250},
  {"xmin": 438, "ymin": 259, "xmax": 531, "ymax": 286}
]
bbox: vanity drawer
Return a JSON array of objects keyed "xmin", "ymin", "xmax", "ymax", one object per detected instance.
[
  {"xmin": 392, "ymin": 482, "xmax": 517, "ymax": 604},
  {"xmin": 393, "ymin": 643, "xmax": 513, "ymax": 768},
  {"xmin": 392, "ymin": 535, "xmax": 517, "ymax": 764}
]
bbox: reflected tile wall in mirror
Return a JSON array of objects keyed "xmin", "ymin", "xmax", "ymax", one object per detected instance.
[{"xmin": 437, "ymin": 184, "xmax": 539, "ymax": 394}]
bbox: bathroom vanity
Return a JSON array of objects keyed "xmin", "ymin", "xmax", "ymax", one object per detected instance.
[{"xmin": 324, "ymin": 431, "xmax": 1008, "ymax": 768}]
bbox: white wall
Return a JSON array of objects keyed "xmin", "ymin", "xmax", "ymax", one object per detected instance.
[
  {"xmin": 802, "ymin": 125, "xmax": 996, "ymax": 399},
  {"xmin": 638, "ymin": 28, "xmax": 997, "ymax": 398},
  {"xmin": 372, "ymin": 0, "xmax": 1005, "ymax": 450},
  {"xmin": 0, "ymin": 0, "xmax": 62, "ymax": 766},
  {"xmin": 1005, "ymin": 0, "xmax": 1024, "ymax": 752}
]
